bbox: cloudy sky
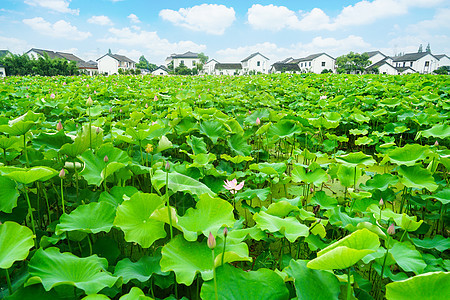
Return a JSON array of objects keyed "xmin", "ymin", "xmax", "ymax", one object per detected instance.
[{"xmin": 1, "ymin": 0, "xmax": 449, "ymax": 64}]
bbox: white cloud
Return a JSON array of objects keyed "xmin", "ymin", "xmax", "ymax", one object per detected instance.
[
  {"xmin": 87, "ymin": 15, "xmax": 113, "ymax": 26},
  {"xmin": 247, "ymin": 1, "xmax": 446, "ymax": 31},
  {"xmin": 23, "ymin": 17, "xmax": 91, "ymax": 40},
  {"xmin": 127, "ymin": 14, "xmax": 141, "ymax": 24},
  {"xmin": 160, "ymin": 4, "xmax": 236, "ymax": 35},
  {"xmin": 0, "ymin": 36, "xmax": 30, "ymax": 54},
  {"xmin": 24, "ymin": 0, "xmax": 79, "ymax": 15},
  {"xmin": 410, "ymin": 8, "xmax": 450, "ymax": 30}
]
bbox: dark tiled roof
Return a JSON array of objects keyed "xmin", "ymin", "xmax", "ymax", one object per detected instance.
[
  {"xmin": 395, "ymin": 67, "xmax": 416, "ymax": 73},
  {"xmin": 364, "ymin": 51, "xmax": 385, "ymax": 58},
  {"xmin": 279, "ymin": 57, "xmax": 294, "ymax": 63},
  {"xmin": 97, "ymin": 53, "xmax": 136, "ymax": 63},
  {"xmin": 297, "ymin": 53, "xmax": 334, "ymax": 62},
  {"xmin": 392, "ymin": 52, "xmax": 438, "ymax": 62},
  {"xmin": 26, "ymin": 48, "xmax": 94, "ymax": 68},
  {"xmin": 215, "ymin": 63, "xmax": 242, "ymax": 70},
  {"xmin": 56, "ymin": 52, "xmax": 84, "ymax": 63},
  {"xmin": 153, "ymin": 65, "xmax": 170, "ymax": 72},
  {"xmin": 435, "ymin": 54, "xmax": 449, "ymax": 60},
  {"xmin": 27, "ymin": 48, "xmax": 60, "ymax": 59},
  {"xmin": 241, "ymin": 52, "xmax": 269, "ymax": 62},
  {"xmin": 169, "ymin": 51, "xmax": 199, "ymax": 59},
  {"xmin": 206, "ymin": 59, "xmax": 219, "ymax": 64},
  {"xmin": 271, "ymin": 63, "xmax": 300, "ymax": 72}
]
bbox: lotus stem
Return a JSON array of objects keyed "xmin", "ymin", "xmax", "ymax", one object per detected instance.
[
  {"xmin": 3, "ymin": 148, "xmax": 6, "ymax": 165},
  {"xmin": 5, "ymin": 268, "xmax": 12, "ymax": 295},
  {"xmin": 24, "ymin": 187, "xmax": 37, "ymax": 247},
  {"xmin": 23, "ymin": 134, "xmax": 29, "ymax": 167},
  {"xmin": 73, "ymin": 157, "xmax": 79, "ymax": 200},
  {"xmin": 212, "ymin": 248, "xmax": 218, "ymax": 300},
  {"xmin": 380, "ymin": 235, "xmax": 390, "ymax": 280},
  {"xmin": 347, "ymin": 268, "xmax": 352, "ymax": 300},
  {"xmin": 165, "ymin": 166, "xmax": 173, "ymax": 239},
  {"xmin": 87, "ymin": 234, "xmax": 93, "ymax": 256},
  {"xmin": 60, "ymin": 178, "xmax": 65, "ymax": 215},
  {"xmin": 88, "ymin": 106, "xmax": 92, "ymax": 150},
  {"xmin": 221, "ymin": 233, "xmax": 227, "ymax": 266}
]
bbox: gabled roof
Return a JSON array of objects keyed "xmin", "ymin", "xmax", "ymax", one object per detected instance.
[
  {"xmin": 168, "ymin": 51, "xmax": 199, "ymax": 59},
  {"xmin": 241, "ymin": 52, "xmax": 269, "ymax": 62},
  {"xmin": 26, "ymin": 48, "xmax": 90, "ymax": 67},
  {"xmin": 297, "ymin": 53, "xmax": 334, "ymax": 62},
  {"xmin": 366, "ymin": 58, "xmax": 396, "ymax": 70},
  {"xmin": 396, "ymin": 66, "xmax": 416, "ymax": 73},
  {"xmin": 435, "ymin": 54, "xmax": 449, "ymax": 60},
  {"xmin": 56, "ymin": 52, "xmax": 84, "ymax": 63},
  {"xmin": 215, "ymin": 63, "xmax": 242, "ymax": 70},
  {"xmin": 0, "ymin": 50, "xmax": 12, "ymax": 57},
  {"xmin": 27, "ymin": 48, "xmax": 61, "ymax": 59},
  {"xmin": 153, "ymin": 65, "xmax": 170, "ymax": 72},
  {"xmin": 205, "ymin": 59, "xmax": 219, "ymax": 64},
  {"xmin": 271, "ymin": 63, "xmax": 300, "ymax": 72},
  {"xmin": 364, "ymin": 51, "xmax": 386, "ymax": 58},
  {"xmin": 392, "ymin": 52, "xmax": 438, "ymax": 62},
  {"xmin": 97, "ymin": 53, "xmax": 136, "ymax": 63},
  {"xmin": 278, "ymin": 57, "xmax": 294, "ymax": 63}
]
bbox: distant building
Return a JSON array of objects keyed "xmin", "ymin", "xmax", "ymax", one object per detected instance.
[
  {"xmin": 203, "ymin": 59, "xmax": 219, "ymax": 75},
  {"xmin": 435, "ymin": 54, "xmax": 450, "ymax": 70},
  {"xmin": 241, "ymin": 52, "xmax": 269, "ymax": 74},
  {"xmin": 366, "ymin": 58, "xmax": 416, "ymax": 75},
  {"xmin": 269, "ymin": 62, "xmax": 300, "ymax": 74},
  {"xmin": 0, "ymin": 50, "xmax": 12, "ymax": 58},
  {"xmin": 214, "ymin": 63, "xmax": 242, "ymax": 75},
  {"xmin": 295, "ymin": 53, "xmax": 335, "ymax": 74},
  {"xmin": 165, "ymin": 51, "xmax": 200, "ymax": 69},
  {"xmin": 392, "ymin": 52, "xmax": 439, "ymax": 74},
  {"xmin": 365, "ymin": 51, "xmax": 387, "ymax": 65},
  {"xmin": 151, "ymin": 65, "xmax": 170, "ymax": 76},
  {"xmin": 0, "ymin": 64, "xmax": 6, "ymax": 77},
  {"xmin": 97, "ymin": 53, "xmax": 136, "ymax": 75}
]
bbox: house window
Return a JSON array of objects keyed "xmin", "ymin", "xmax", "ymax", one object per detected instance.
[
  {"xmin": 321, "ymin": 62, "xmax": 325, "ymax": 67},
  {"xmin": 257, "ymin": 61, "xmax": 260, "ymax": 66},
  {"xmin": 425, "ymin": 61, "xmax": 430, "ymax": 66},
  {"xmin": 301, "ymin": 63, "xmax": 303, "ymax": 67},
  {"xmin": 410, "ymin": 62, "xmax": 413, "ymax": 67},
  {"xmin": 160, "ymin": 72, "xmax": 163, "ymax": 75},
  {"xmin": 403, "ymin": 62, "xmax": 405, "ymax": 67},
  {"xmin": 181, "ymin": 60, "xmax": 184, "ymax": 65},
  {"xmin": 309, "ymin": 62, "xmax": 311, "ymax": 66}
]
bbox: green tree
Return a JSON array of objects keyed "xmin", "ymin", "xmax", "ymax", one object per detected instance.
[
  {"xmin": 174, "ymin": 62, "xmax": 193, "ymax": 75},
  {"xmin": 0, "ymin": 53, "xmax": 78, "ymax": 76},
  {"xmin": 433, "ymin": 66, "xmax": 448, "ymax": 75},
  {"xmin": 336, "ymin": 52, "xmax": 370, "ymax": 74},
  {"xmin": 418, "ymin": 44, "xmax": 423, "ymax": 53},
  {"xmin": 426, "ymin": 43, "xmax": 431, "ymax": 53}
]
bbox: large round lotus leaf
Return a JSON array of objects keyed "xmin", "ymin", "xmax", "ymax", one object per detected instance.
[
  {"xmin": 114, "ymin": 254, "xmax": 167, "ymax": 284},
  {"xmin": 113, "ymin": 192, "xmax": 166, "ymax": 248},
  {"xmin": 254, "ymin": 211, "xmax": 309, "ymax": 243},
  {"xmin": 291, "ymin": 164, "xmax": 328, "ymax": 187},
  {"xmin": 387, "ymin": 144, "xmax": 430, "ymax": 166},
  {"xmin": 412, "ymin": 235, "xmax": 450, "ymax": 252},
  {"xmin": 265, "ymin": 201, "xmax": 300, "ymax": 218},
  {"xmin": 361, "ymin": 173, "xmax": 398, "ymax": 191},
  {"xmin": 0, "ymin": 221, "xmax": 34, "ymax": 269},
  {"xmin": 79, "ymin": 144, "xmax": 131, "ymax": 186},
  {"xmin": 186, "ymin": 135, "xmax": 207, "ymax": 155},
  {"xmin": 307, "ymin": 228, "xmax": 379, "ymax": 270},
  {"xmin": 0, "ymin": 176, "xmax": 19, "ymax": 213},
  {"xmin": 59, "ymin": 126, "xmax": 94, "ymax": 157},
  {"xmin": 151, "ymin": 170, "xmax": 215, "ymax": 198},
  {"xmin": 227, "ymin": 134, "xmax": 252, "ymax": 156},
  {"xmin": 98, "ymin": 186, "xmax": 139, "ymax": 207},
  {"xmin": 419, "ymin": 124, "xmax": 450, "ymax": 139},
  {"xmin": 56, "ymin": 202, "xmax": 116, "ymax": 235},
  {"xmin": 6, "ymin": 284, "xmax": 61, "ymax": 300},
  {"xmin": 177, "ymin": 195, "xmax": 235, "ymax": 241},
  {"xmin": 386, "ymin": 272, "xmax": 450, "ymax": 300},
  {"xmin": 337, "ymin": 164, "xmax": 362, "ymax": 187},
  {"xmin": 335, "ymin": 152, "xmax": 376, "ymax": 167},
  {"xmin": 199, "ymin": 120, "xmax": 225, "ymax": 144},
  {"xmin": 0, "ymin": 136, "xmax": 20, "ymax": 150},
  {"xmin": 0, "ymin": 121, "xmax": 34, "ymax": 136},
  {"xmin": 200, "ymin": 264, "xmax": 289, "ymax": 300},
  {"xmin": 250, "ymin": 162, "xmax": 286, "ymax": 176},
  {"xmin": 160, "ymin": 235, "xmax": 250, "ymax": 285},
  {"xmin": 34, "ymin": 130, "xmax": 72, "ymax": 152},
  {"xmin": 422, "ymin": 187, "xmax": 450, "ymax": 205},
  {"xmin": 82, "ymin": 295, "xmax": 111, "ymax": 300},
  {"xmin": 119, "ymin": 287, "xmax": 152, "ymax": 300},
  {"xmin": 397, "ymin": 165, "xmax": 438, "ymax": 192},
  {"xmin": 390, "ymin": 242, "xmax": 426, "ymax": 275},
  {"xmin": 267, "ymin": 119, "xmax": 302, "ymax": 140},
  {"xmin": 28, "ymin": 247, "xmax": 118, "ymax": 295},
  {"xmin": 5, "ymin": 166, "xmax": 58, "ymax": 185},
  {"xmin": 325, "ymin": 207, "xmax": 369, "ymax": 231},
  {"xmin": 286, "ymin": 260, "xmax": 340, "ymax": 300}
]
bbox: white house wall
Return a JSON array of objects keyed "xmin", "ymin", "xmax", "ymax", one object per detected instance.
[
  {"xmin": 98, "ymin": 55, "xmax": 119, "ymax": 75},
  {"xmin": 0, "ymin": 66, "xmax": 5, "ymax": 77},
  {"xmin": 299, "ymin": 55, "xmax": 335, "ymax": 74},
  {"xmin": 369, "ymin": 53, "xmax": 385, "ymax": 65},
  {"xmin": 214, "ymin": 69, "xmax": 241, "ymax": 75},
  {"xmin": 437, "ymin": 56, "xmax": 450, "ymax": 68},
  {"xmin": 152, "ymin": 69, "xmax": 168, "ymax": 75},
  {"xmin": 244, "ymin": 54, "xmax": 269, "ymax": 74},
  {"xmin": 394, "ymin": 54, "xmax": 438, "ymax": 74},
  {"xmin": 378, "ymin": 64, "xmax": 397, "ymax": 75},
  {"xmin": 173, "ymin": 58, "xmax": 200, "ymax": 69}
]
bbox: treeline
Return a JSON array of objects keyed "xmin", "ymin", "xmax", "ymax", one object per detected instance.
[{"xmin": 0, "ymin": 53, "xmax": 79, "ymax": 76}]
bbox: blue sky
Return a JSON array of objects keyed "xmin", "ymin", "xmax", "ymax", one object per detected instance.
[{"xmin": 0, "ymin": 0, "xmax": 449, "ymax": 64}]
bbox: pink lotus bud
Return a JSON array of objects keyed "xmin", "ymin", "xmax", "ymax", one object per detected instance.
[
  {"xmin": 207, "ymin": 232, "xmax": 216, "ymax": 249},
  {"xmin": 145, "ymin": 103, "xmax": 148, "ymax": 108},
  {"xmin": 94, "ymin": 90, "xmax": 97, "ymax": 94},
  {"xmin": 119, "ymin": 109, "xmax": 123, "ymax": 113},
  {"xmin": 434, "ymin": 141, "xmax": 439, "ymax": 146},
  {"xmin": 256, "ymin": 117, "xmax": 261, "ymax": 125},
  {"xmin": 104, "ymin": 155, "xmax": 109, "ymax": 163},
  {"xmin": 165, "ymin": 161, "xmax": 170, "ymax": 171},
  {"xmin": 387, "ymin": 223, "xmax": 395, "ymax": 235},
  {"xmin": 379, "ymin": 198, "xmax": 384, "ymax": 206},
  {"xmin": 56, "ymin": 120, "xmax": 63, "ymax": 131},
  {"xmin": 50, "ymin": 93, "xmax": 55, "ymax": 99},
  {"xmin": 223, "ymin": 227, "xmax": 228, "ymax": 237},
  {"xmin": 63, "ymin": 82, "xmax": 66, "ymax": 85},
  {"xmin": 59, "ymin": 168, "xmax": 66, "ymax": 178},
  {"xmin": 86, "ymin": 96, "xmax": 93, "ymax": 106},
  {"xmin": 109, "ymin": 107, "xmax": 113, "ymax": 113},
  {"xmin": 154, "ymin": 95, "xmax": 158, "ymax": 101},
  {"xmin": 320, "ymin": 95, "xmax": 327, "ymax": 100},
  {"xmin": 96, "ymin": 127, "xmax": 100, "ymax": 134},
  {"xmin": 86, "ymin": 84, "xmax": 89, "ymax": 87}
]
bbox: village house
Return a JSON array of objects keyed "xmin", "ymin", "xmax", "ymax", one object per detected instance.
[
  {"xmin": 241, "ymin": 52, "xmax": 269, "ymax": 74},
  {"xmin": 295, "ymin": 53, "xmax": 335, "ymax": 73},
  {"xmin": 0, "ymin": 64, "xmax": 5, "ymax": 77},
  {"xmin": 365, "ymin": 51, "xmax": 387, "ymax": 65},
  {"xmin": 97, "ymin": 53, "xmax": 136, "ymax": 75},
  {"xmin": 435, "ymin": 54, "xmax": 450, "ymax": 70},
  {"xmin": 366, "ymin": 58, "xmax": 415, "ymax": 75},
  {"xmin": 392, "ymin": 52, "xmax": 439, "ymax": 74},
  {"xmin": 151, "ymin": 65, "xmax": 170, "ymax": 76},
  {"xmin": 269, "ymin": 62, "xmax": 300, "ymax": 74},
  {"xmin": 165, "ymin": 51, "xmax": 200, "ymax": 69},
  {"xmin": 214, "ymin": 63, "xmax": 243, "ymax": 75},
  {"xmin": 202, "ymin": 59, "xmax": 219, "ymax": 75}
]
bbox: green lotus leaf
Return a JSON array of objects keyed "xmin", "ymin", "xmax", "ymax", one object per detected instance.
[
  {"xmin": 422, "ymin": 187, "xmax": 450, "ymax": 205},
  {"xmin": 349, "ymin": 128, "xmax": 368, "ymax": 136},
  {"xmin": 397, "ymin": 165, "xmax": 438, "ymax": 191},
  {"xmin": 386, "ymin": 272, "xmax": 450, "ymax": 300},
  {"xmin": 177, "ymin": 195, "xmax": 235, "ymax": 241},
  {"xmin": 337, "ymin": 164, "xmax": 361, "ymax": 187},
  {"xmin": 0, "ymin": 136, "xmax": 20, "ymax": 150},
  {"xmin": 119, "ymin": 287, "xmax": 152, "ymax": 300},
  {"xmin": 125, "ymin": 127, "xmax": 151, "ymax": 142},
  {"xmin": 286, "ymin": 260, "xmax": 340, "ymax": 300},
  {"xmin": 220, "ymin": 154, "xmax": 253, "ymax": 164},
  {"xmin": 368, "ymin": 206, "xmax": 422, "ymax": 231},
  {"xmin": 200, "ymin": 120, "xmax": 225, "ymax": 144},
  {"xmin": 82, "ymin": 295, "xmax": 111, "ymax": 300},
  {"xmin": 114, "ymin": 254, "xmax": 166, "ymax": 284},
  {"xmin": 352, "ymin": 112, "xmax": 370, "ymax": 123},
  {"xmin": 310, "ymin": 191, "xmax": 338, "ymax": 209},
  {"xmin": 387, "ymin": 144, "xmax": 430, "ymax": 166},
  {"xmin": 265, "ymin": 201, "xmax": 300, "ymax": 217},
  {"xmin": 307, "ymin": 229, "xmax": 379, "ymax": 270},
  {"xmin": 56, "ymin": 202, "xmax": 116, "ymax": 235},
  {"xmin": 79, "ymin": 144, "xmax": 131, "ymax": 186},
  {"xmin": 27, "ymin": 247, "xmax": 118, "ymax": 295},
  {"xmin": 380, "ymin": 97, "xmax": 401, "ymax": 107},
  {"xmin": 113, "ymin": 192, "xmax": 166, "ymax": 248},
  {"xmin": 325, "ymin": 207, "xmax": 369, "ymax": 231},
  {"xmin": 60, "ymin": 124, "xmax": 103, "ymax": 157},
  {"xmin": 186, "ymin": 135, "xmax": 207, "ymax": 155},
  {"xmin": 160, "ymin": 235, "xmax": 250, "ymax": 285},
  {"xmin": 98, "ymin": 186, "xmax": 139, "ymax": 207},
  {"xmin": 225, "ymin": 227, "xmax": 266, "ymax": 244},
  {"xmin": 227, "ymin": 134, "xmax": 251, "ymax": 156},
  {"xmin": 0, "ymin": 176, "xmax": 19, "ymax": 213},
  {"xmin": 361, "ymin": 173, "xmax": 399, "ymax": 191},
  {"xmin": 5, "ymin": 166, "xmax": 58, "ymax": 184},
  {"xmin": 0, "ymin": 221, "xmax": 34, "ymax": 269},
  {"xmin": 152, "ymin": 170, "xmax": 215, "ymax": 198},
  {"xmin": 0, "ymin": 120, "xmax": 34, "ymax": 136},
  {"xmin": 291, "ymin": 164, "xmax": 328, "ymax": 187},
  {"xmin": 268, "ymin": 119, "xmax": 302, "ymax": 140},
  {"xmin": 253, "ymin": 211, "xmax": 309, "ymax": 243},
  {"xmin": 419, "ymin": 124, "xmax": 450, "ymax": 139},
  {"xmin": 188, "ymin": 153, "xmax": 216, "ymax": 168},
  {"xmin": 234, "ymin": 187, "xmax": 270, "ymax": 202},
  {"xmin": 335, "ymin": 152, "xmax": 376, "ymax": 167},
  {"xmin": 355, "ymin": 136, "xmax": 373, "ymax": 146},
  {"xmin": 390, "ymin": 242, "xmax": 427, "ymax": 274},
  {"xmin": 200, "ymin": 264, "xmax": 289, "ymax": 300},
  {"xmin": 5, "ymin": 284, "xmax": 62, "ymax": 300},
  {"xmin": 156, "ymin": 135, "xmax": 173, "ymax": 153},
  {"xmin": 34, "ymin": 130, "xmax": 72, "ymax": 151},
  {"xmin": 250, "ymin": 162, "xmax": 286, "ymax": 176}
]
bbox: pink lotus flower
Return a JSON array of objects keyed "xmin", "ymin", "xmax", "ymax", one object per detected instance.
[
  {"xmin": 223, "ymin": 178, "xmax": 245, "ymax": 194},
  {"xmin": 387, "ymin": 223, "xmax": 395, "ymax": 235},
  {"xmin": 56, "ymin": 120, "xmax": 63, "ymax": 131},
  {"xmin": 256, "ymin": 117, "xmax": 261, "ymax": 125},
  {"xmin": 154, "ymin": 95, "xmax": 158, "ymax": 101},
  {"xmin": 320, "ymin": 95, "xmax": 327, "ymax": 100},
  {"xmin": 207, "ymin": 232, "xmax": 216, "ymax": 249},
  {"xmin": 50, "ymin": 93, "xmax": 55, "ymax": 99}
]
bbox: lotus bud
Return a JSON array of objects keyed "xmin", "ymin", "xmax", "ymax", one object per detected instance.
[
  {"xmin": 50, "ymin": 93, "xmax": 55, "ymax": 99},
  {"xmin": 434, "ymin": 140, "xmax": 439, "ymax": 147},
  {"xmin": 256, "ymin": 117, "xmax": 261, "ymax": 125},
  {"xmin": 96, "ymin": 127, "xmax": 100, "ymax": 134},
  {"xmin": 59, "ymin": 168, "xmax": 66, "ymax": 178},
  {"xmin": 207, "ymin": 232, "xmax": 216, "ymax": 249},
  {"xmin": 223, "ymin": 227, "xmax": 228, "ymax": 237},
  {"xmin": 109, "ymin": 107, "xmax": 113, "ymax": 113},
  {"xmin": 86, "ymin": 96, "xmax": 93, "ymax": 107},
  {"xmin": 154, "ymin": 95, "xmax": 158, "ymax": 101},
  {"xmin": 56, "ymin": 120, "xmax": 63, "ymax": 131},
  {"xmin": 145, "ymin": 103, "xmax": 148, "ymax": 108},
  {"xmin": 63, "ymin": 82, "xmax": 66, "ymax": 85},
  {"xmin": 119, "ymin": 109, "xmax": 123, "ymax": 113},
  {"xmin": 387, "ymin": 223, "xmax": 395, "ymax": 235},
  {"xmin": 165, "ymin": 161, "xmax": 170, "ymax": 171},
  {"xmin": 104, "ymin": 155, "xmax": 109, "ymax": 163},
  {"xmin": 379, "ymin": 198, "xmax": 384, "ymax": 206}
]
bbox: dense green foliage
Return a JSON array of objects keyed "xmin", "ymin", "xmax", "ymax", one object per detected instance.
[
  {"xmin": 0, "ymin": 53, "xmax": 79, "ymax": 76},
  {"xmin": 0, "ymin": 73, "xmax": 449, "ymax": 299},
  {"xmin": 336, "ymin": 52, "xmax": 371, "ymax": 74}
]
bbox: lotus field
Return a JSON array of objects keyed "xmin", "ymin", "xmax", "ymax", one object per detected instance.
[{"xmin": 0, "ymin": 73, "xmax": 449, "ymax": 300}]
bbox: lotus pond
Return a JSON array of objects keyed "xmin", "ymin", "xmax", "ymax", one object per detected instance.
[{"xmin": 0, "ymin": 73, "xmax": 449, "ymax": 300}]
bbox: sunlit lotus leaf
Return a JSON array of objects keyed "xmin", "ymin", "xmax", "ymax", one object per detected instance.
[
  {"xmin": 225, "ymin": 227, "xmax": 266, "ymax": 244},
  {"xmin": 307, "ymin": 229, "xmax": 379, "ymax": 270},
  {"xmin": 361, "ymin": 173, "xmax": 399, "ymax": 191},
  {"xmin": 286, "ymin": 260, "xmax": 340, "ymax": 300},
  {"xmin": 310, "ymin": 191, "xmax": 338, "ymax": 209},
  {"xmin": 200, "ymin": 264, "xmax": 289, "ymax": 300},
  {"xmin": 0, "ymin": 221, "xmax": 34, "ymax": 269},
  {"xmin": 267, "ymin": 119, "xmax": 302, "ymax": 140},
  {"xmin": 114, "ymin": 253, "xmax": 167, "ymax": 284},
  {"xmin": 386, "ymin": 271, "xmax": 450, "ymax": 300},
  {"xmin": 119, "ymin": 287, "xmax": 152, "ymax": 300},
  {"xmin": 335, "ymin": 152, "xmax": 376, "ymax": 167},
  {"xmin": 200, "ymin": 120, "xmax": 225, "ymax": 144},
  {"xmin": 152, "ymin": 170, "xmax": 215, "ymax": 198},
  {"xmin": 173, "ymin": 117, "xmax": 198, "ymax": 135},
  {"xmin": 352, "ymin": 112, "xmax": 370, "ymax": 123},
  {"xmin": 60, "ymin": 124, "xmax": 103, "ymax": 157},
  {"xmin": 98, "ymin": 186, "xmax": 139, "ymax": 207},
  {"xmin": 255, "ymin": 122, "xmax": 271, "ymax": 135},
  {"xmin": 265, "ymin": 201, "xmax": 300, "ymax": 217},
  {"xmin": 227, "ymin": 134, "xmax": 251, "ymax": 156},
  {"xmin": 368, "ymin": 206, "xmax": 423, "ymax": 232},
  {"xmin": 0, "ymin": 176, "xmax": 19, "ymax": 213},
  {"xmin": 188, "ymin": 153, "xmax": 216, "ymax": 168},
  {"xmin": 411, "ymin": 235, "xmax": 450, "ymax": 252},
  {"xmin": 177, "ymin": 195, "xmax": 235, "ymax": 241},
  {"xmin": 82, "ymin": 295, "xmax": 110, "ymax": 300},
  {"xmin": 291, "ymin": 164, "xmax": 328, "ymax": 187},
  {"xmin": 254, "ymin": 211, "xmax": 309, "ymax": 242},
  {"xmin": 186, "ymin": 135, "xmax": 207, "ymax": 155},
  {"xmin": 355, "ymin": 136, "xmax": 373, "ymax": 146},
  {"xmin": 56, "ymin": 202, "xmax": 116, "ymax": 235},
  {"xmin": 0, "ymin": 136, "xmax": 20, "ymax": 150},
  {"xmin": 125, "ymin": 127, "xmax": 151, "ymax": 142},
  {"xmin": 113, "ymin": 193, "xmax": 166, "ymax": 248},
  {"xmin": 235, "ymin": 187, "xmax": 270, "ymax": 202},
  {"xmin": 250, "ymin": 162, "xmax": 286, "ymax": 176},
  {"xmin": 34, "ymin": 130, "xmax": 72, "ymax": 151},
  {"xmin": 380, "ymin": 97, "xmax": 401, "ymax": 107},
  {"xmin": 5, "ymin": 166, "xmax": 57, "ymax": 184},
  {"xmin": 220, "ymin": 154, "xmax": 253, "ymax": 164},
  {"xmin": 325, "ymin": 207, "xmax": 370, "ymax": 231},
  {"xmin": 397, "ymin": 165, "xmax": 438, "ymax": 191},
  {"xmin": 27, "ymin": 247, "xmax": 118, "ymax": 295},
  {"xmin": 422, "ymin": 187, "xmax": 450, "ymax": 205},
  {"xmin": 156, "ymin": 135, "xmax": 173, "ymax": 153},
  {"xmin": 418, "ymin": 124, "xmax": 450, "ymax": 139},
  {"xmin": 387, "ymin": 144, "xmax": 430, "ymax": 166},
  {"xmin": 160, "ymin": 235, "xmax": 250, "ymax": 285},
  {"xmin": 349, "ymin": 128, "xmax": 368, "ymax": 136},
  {"xmin": 337, "ymin": 164, "xmax": 361, "ymax": 187},
  {"xmin": 390, "ymin": 242, "xmax": 427, "ymax": 274},
  {"xmin": 0, "ymin": 121, "xmax": 34, "ymax": 136}
]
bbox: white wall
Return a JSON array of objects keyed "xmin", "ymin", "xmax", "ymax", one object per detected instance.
[
  {"xmin": 98, "ymin": 55, "xmax": 119, "ymax": 75},
  {"xmin": 377, "ymin": 63, "xmax": 397, "ymax": 75},
  {"xmin": 0, "ymin": 66, "xmax": 5, "ymax": 77},
  {"xmin": 203, "ymin": 60, "xmax": 218, "ymax": 75},
  {"xmin": 243, "ymin": 54, "xmax": 269, "ymax": 74},
  {"xmin": 152, "ymin": 68, "xmax": 168, "ymax": 76},
  {"xmin": 437, "ymin": 56, "xmax": 450, "ymax": 68},
  {"xmin": 299, "ymin": 55, "xmax": 335, "ymax": 74},
  {"xmin": 214, "ymin": 68, "xmax": 241, "ymax": 75},
  {"xmin": 394, "ymin": 54, "xmax": 438, "ymax": 74},
  {"xmin": 369, "ymin": 53, "xmax": 386, "ymax": 65},
  {"xmin": 173, "ymin": 58, "xmax": 200, "ymax": 69}
]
